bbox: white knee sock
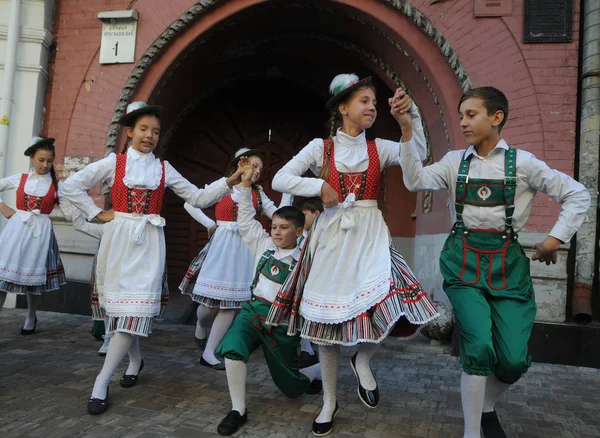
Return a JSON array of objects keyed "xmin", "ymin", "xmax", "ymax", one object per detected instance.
[
  {"xmin": 300, "ymin": 338, "xmax": 315, "ymax": 355},
  {"xmin": 125, "ymin": 335, "xmax": 142, "ymax": 375},
  {"xmin": 461, "ymin": 372, "xmax": 487, "ymax": 438},
  {"xmin": 196, "ymin": 305, "xmax": 216, "ymax": 339},
  {"xmin": 483, "ymin": 375, "xmax": 511, "ymax": 413},
  {"xmin": 91, "ymin": 332, "xmax": 135, "ymax": 399},
  {"xmin": 0, "ymin": 291, "xmax": 7, "ymax": 310},
  {"xmin": 354, "ymin": 343, "xmax": 379, "ymax": 390},
  {"xmin": 315, "ymin": 345, "xmax": 340, "ymax": 423},
  {"xmin": 225, "ymin": 358, "xmax": 247, "ymax": 415},
  {"xmin": 203, "ymin": 310, "xmax": 235, "ymax": 365},
  {"xmin": 299, "ymin": 362, "xmax": 322, "ymax": 382},
  {"xmin": 24, "ymin": 292, "xmax": 41, "ymax": 329}
]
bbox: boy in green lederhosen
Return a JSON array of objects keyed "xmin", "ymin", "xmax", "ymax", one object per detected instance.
[
  {"xmin": 215, "ymin": 159, "xmax": 322, "ymax": 436},
  {"xmin": 397, "ymin": 87, "xmax": 590, "ymax": 438}
]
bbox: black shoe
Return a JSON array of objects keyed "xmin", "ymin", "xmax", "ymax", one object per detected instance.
[
  {"xmin": 120, "ymin": 359, "xmax": 144, "ymax": 388},
  {"xmin": 299, "ymin": 351, "xmax": 319, "ymax": 368},
  {"xmin": 195, "ymin": 336, "xmax": 207, "ymax": 349},
  {"xmin": 306, "ymin": 379, "xmax": 322, "ymax": 395},
  {"xmin": 87, "ymin": 387, "xmax": 109, "ymax": 415},
  {"xmin": 200, "ymin": 356, "xmax": 225, "ymax": 370},
  {"xmin": 312, "ymin": 403, "xmax": 339, "ymax": 437},
  {"xmin": 20, "ymin": 318, "xmax": 37, "ymax": 335},
  {"xmin": 217, "ymin": 409, "xmax": 247, "ymax": 436},
  {"xmin": 481, "ymin": 410, "xmax": 507, "ymax": 438},
  {"xmin": 350, "ymin": 352, "xmax": 379, "ymax": 408}
]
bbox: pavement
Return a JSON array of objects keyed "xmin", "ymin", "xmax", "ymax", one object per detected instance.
[{"xmin": 1, "ymin": 309, "xmax": 599, "ymax": 438}]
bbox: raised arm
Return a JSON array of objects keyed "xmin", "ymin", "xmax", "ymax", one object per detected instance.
[
  {"xmin": 378, "ymin": 104, "xmax": 428, "ymax": 168},
  {"xmin": 399, "ymin": 140, "xmax": 458, "ymax": 192},
  {"xmin": 184, "ymin": 202, "xmax": 216, "ymax": 230},
  {"xmin": 165, "ymin": 162, "xmax": 232, "ymax": 209},
  {"xmin": 237, "ymin": 187, "xmax": 272, "ymax": 258},
  {"xmin": 62, "ymin": 154, "xmax": 117, "ymax": 220}
]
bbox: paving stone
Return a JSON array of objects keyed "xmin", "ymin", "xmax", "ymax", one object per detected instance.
[{"xmin": 0, "ymin": 309, "xmax": 599, "ymax": 437}]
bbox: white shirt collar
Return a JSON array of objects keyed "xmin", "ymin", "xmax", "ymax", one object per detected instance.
[
  {"xmin": 28, "ymin": 170, "xmax": 52, "ymax": 181},
  {"xmin": 127, "ymin": 146, "xmax": 154, "ymax": 162},
  {"xmin": 464, "ymin": 138, "xmax": 509, "ymax": 159},
  {"xmin": 334, "ymin": 128, "xmax": 367, "ymax": 148},
  {"xmin": 268, "ymin": 245, "xmax": 302, "ymax": 262}
]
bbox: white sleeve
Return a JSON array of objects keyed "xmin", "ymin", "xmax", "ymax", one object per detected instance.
[
  {"xmin": 399, "ymin": 142, "xmax": 458, "ymax": 192},
  {"xmin": 279, "ymin": 192, "xmax": 294, "ymax": 208},
  {"xmin": 259, "ymin": 187, "xmax": 278, "ymax": 219},
  {"xmin": 184, "ymin": 202, "xmax": 216, "ymax": 229},
  {"xmin": 72, "ymin": 213, "xmax": 104, "ymax": 240},
  {"xmin": 237, "ymin": 187, "xmax": 272, "ymax": 258},
  {"xmin": 0, "ymin": 173, "xmax": 23, "ymax": 203},
  {"xmin": 521, "ymin": 152, "xmax": 591, "ymax": 243},
  {"xmin": 164, "ymin": 161, "xmax": 231, "ymax": 209},
  {"xmin": 378, "ymin": 105, "xmax": 428, "ymax": 169},
  {"xmin": 272, "ymin": 139, "xmax": 325, "ymax": 197},
  {"xmin": 62, "ymin": 154, "xmax": 117, "ymax": 220}
]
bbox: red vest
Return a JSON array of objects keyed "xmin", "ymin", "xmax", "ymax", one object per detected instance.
[
  {"xmin": 323, "ymin": 138, "xmax": 381, "ymax": 202},
  {"xmin": 214, "ymin": 190, "xmax": 260, "ymax": 222},
  {"xmin": 111, "ymin": 154, "xmax": 166, "ymax": 214},
  {"xmin": 16, "ymin": 174, "xmax": 57, "ymax": 214}
]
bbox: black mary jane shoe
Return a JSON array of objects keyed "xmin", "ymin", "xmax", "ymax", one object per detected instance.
[
  {"xmin": 20, "ymin": 318, "xmax": 38, "ymax": 335},
  {"xmin": 200, "ymin": 356, "xmax": 225, "ymax": 370},
  {"xmin": 217, "ymin": 409, "xmax": 248, "ymax": 436},
  {"xmin": 87, "ymin": 387, "xmax": 109, "ymax": 415},
  {"xmin": 298, "ymin": 351, "xmax": 319, "ymax": 368},
  {"xmin": 312, "ymin": 403, "xmax": 339, "ymax": 437},
  {"xmin": 481, "ymin": 410, "xmax": 507, "ymax": 438},
  {"xmin": 306, "ymin": 379, "xmax": 323, "ymax": 395},
  {"xmin": 120, "ymin": 359, "xmax": 144, "ymax": 388},
  {"xmin": 350, "ymin": 352, "xmax": 379, "ymax": 408}
]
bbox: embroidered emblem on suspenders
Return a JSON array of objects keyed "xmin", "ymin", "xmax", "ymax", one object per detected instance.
[
  {"xmin": 270, "ymin": 265, "xmax": 280, "ymax": 276},
  {"xmin": 477, "ymin": 186, "xmax": 492, "ymax": 201}
]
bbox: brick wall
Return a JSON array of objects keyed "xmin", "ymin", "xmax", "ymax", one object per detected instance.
[{"xmin": 44, "ymin": 0, "xmax": 581, "ymax": 232}]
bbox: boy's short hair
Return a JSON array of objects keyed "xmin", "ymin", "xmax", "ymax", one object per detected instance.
[
  {"xmin": 458, "ymin": 87, "xmax": 509, "ymax": 132},
  {"xmin": 273, "ymin": 206, "xmax": 305, "ymax": 229},
  {"xmin": 299, "ymin": 197, "xmax": 324, "ymax": 213}
]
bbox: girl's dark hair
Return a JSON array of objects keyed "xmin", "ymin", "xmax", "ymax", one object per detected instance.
[
  {"xmin": 121, "ymin": 112, "xmax": 161, "ymax": 154},
  {"xmin": 273, "ymin": 206, "xmax": 305, "ymax": 229},
  {"xmin": 458, "ymin": 87, "xmax": 509, "ymax": 132},
  {"xmin": 28, "ymin": 143, "xmax": 59, "ymax": 203},
  {"xmin": 320, "ymin": 85, "xmax": 376, "ymax": 181}
]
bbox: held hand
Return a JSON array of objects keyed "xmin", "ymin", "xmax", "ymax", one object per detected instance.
[
  {"xmin": 226, "ymin": 157, "xmax": 251, "ymax": 188},
  {"xmin": 239, "ymin": 157, "xmax": 254, "ymax": 188},
  {"xmin": 532, "ymin": 236, "xmax": 562, "ymax": 265},
  {"xmin": 95, "ymin": 210, "xmax": 114, "ymax": 223},
  {"xmin": 389, "ymin": 88, "xmax": 413, "ymax": 137},
  {"xmin": 320, "ymin": 182, "xmax": 339, "ymax": 208},
  {"xmin": 0, "ymin": 203, "xmax": 16, "ymax": 219}
]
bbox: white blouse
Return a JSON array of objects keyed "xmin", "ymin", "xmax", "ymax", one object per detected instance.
[
  {"xmin": 272, "ymin": 105, "xmax": 428, "ymax": 197},
  {"xmin": 62, "ymin": 147, "xmax": 231, "ymax": 220}
]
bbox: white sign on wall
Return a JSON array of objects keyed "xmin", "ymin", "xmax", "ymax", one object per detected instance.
[{"xmin": 98, "ymin": 10, "xmax": 139, "ymax": 65}]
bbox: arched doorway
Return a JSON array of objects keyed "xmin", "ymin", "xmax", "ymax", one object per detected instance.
[{"xmin": 111, "ymin": 0, "xmax": 469, "ymax": 318}]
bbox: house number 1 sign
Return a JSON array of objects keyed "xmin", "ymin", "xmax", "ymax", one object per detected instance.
[{"xmin": 98, "ymin": 10, "xmax": 139, "ymax": 65}]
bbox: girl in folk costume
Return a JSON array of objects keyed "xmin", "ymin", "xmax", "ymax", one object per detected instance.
[
  {"xmin": 0, "ymin": 137, "xmax": 66, "ymax": 334},
  {"xmin": 180, "ymin": 148, "xmax": 293, "ymax": 370},
  {"xmin": 267, "ymin": 74, "xmax": 439, "ymax": 435},
  {"xmin": 62, "ymin": 102, "xmax": 245, "ymax": 415}
]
